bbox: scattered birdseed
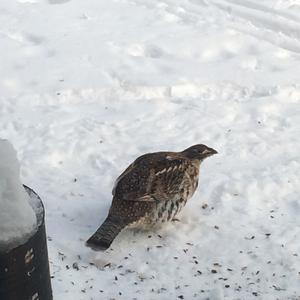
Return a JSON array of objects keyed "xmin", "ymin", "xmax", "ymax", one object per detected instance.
[
  {"xmin": 72, "ymin": 262, "xmax": 79, "ymax": 271},
  {"xmin": 104, "ymin": 263, "xmax": 111, "ymax": 268}
]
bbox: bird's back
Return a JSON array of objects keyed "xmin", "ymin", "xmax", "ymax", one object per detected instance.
[{"xmin": 111, "ymin": 151, "xmax": 200, "ymax": 225}]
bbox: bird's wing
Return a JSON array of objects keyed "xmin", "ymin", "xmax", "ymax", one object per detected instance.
[
  {"xmin": 112, "ymin": 162, "xmax": 135, "ymax": 196},
  {"xmin": 113, "ymin": 153, "xmax": 188, "ymax": 202},
  {"xmin": 111, "ymin": 152, "xmax": 156, "ymax": 196}
]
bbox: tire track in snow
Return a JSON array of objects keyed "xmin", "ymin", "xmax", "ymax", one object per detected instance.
[
  {"xmin": 224, "ymin": 0, "xmax": 300, "ymax": 24},
  {"xmin": 208, "ymin": 0, "xmax": 300, "ymax": 53},
  {"xmin": 133, "ymin": 0, "xmax": 300, "ymax": 54}
]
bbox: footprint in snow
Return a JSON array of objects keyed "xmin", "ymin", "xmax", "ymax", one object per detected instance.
[
  {"xmin": 127, "ymin": 43, "xmax": 165, "ymax": 59},
  {"xmin": 48, "ymin": 0, "xmax": 71, "ymax": 4}
]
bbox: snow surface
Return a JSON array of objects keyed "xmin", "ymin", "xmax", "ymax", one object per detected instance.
[
  {"xmin": 0, "ymin": 0, "xmax": 299, "ymax": 299},
  {"xmin": 0, "ymin": 140, "xmax": 37, "ymax": 252}
]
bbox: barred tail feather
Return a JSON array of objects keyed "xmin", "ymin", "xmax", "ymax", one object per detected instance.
[{"xmin": 86, "ymin": 216, "xmax": 126, "ymax": 251}]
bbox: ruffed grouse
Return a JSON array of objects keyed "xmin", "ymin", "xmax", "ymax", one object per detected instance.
[{"xmin": 86, "ymin": 144, "xmax": 217, "ymax": 250}]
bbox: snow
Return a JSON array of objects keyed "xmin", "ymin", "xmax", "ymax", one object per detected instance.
[
  {"xmin": 0, "ymin": 140, "xmax": 37, "ymax": 252},
  {"xmin": 0, "ymin": 0, "xmax": 299, "ymax": 299}
]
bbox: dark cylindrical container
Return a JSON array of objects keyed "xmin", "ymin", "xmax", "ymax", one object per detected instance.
[{"xmin": 0, "ymin": 186, "xmax": 52, "ymax": 300}]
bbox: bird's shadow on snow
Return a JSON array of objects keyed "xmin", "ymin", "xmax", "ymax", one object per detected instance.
[{"xmin": 87, "ymin": 218, "xmax": 196, "ymax": 265}]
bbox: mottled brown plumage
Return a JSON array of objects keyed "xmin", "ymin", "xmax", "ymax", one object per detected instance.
[{"xmin": 86, "ymin": 144, "xmax": 217, "ymax": 250}]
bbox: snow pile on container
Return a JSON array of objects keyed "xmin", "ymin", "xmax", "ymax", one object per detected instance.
[{"xmin": 0, "ymin": 139, "xmax": 37, "ymax": 252}]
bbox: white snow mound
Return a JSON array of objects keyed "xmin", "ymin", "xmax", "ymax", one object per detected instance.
[{"xmin": 0, "ymin": 139, "xmax": 37, "ymax": 251}]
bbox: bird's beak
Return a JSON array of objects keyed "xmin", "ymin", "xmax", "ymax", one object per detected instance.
[
  {"xmin": 209, "ymin": 148, "xmax": 218, "ymax": 155},
  {"xmin": 202, "ymin": 147, "xmax": 218, "ymax": 157}
]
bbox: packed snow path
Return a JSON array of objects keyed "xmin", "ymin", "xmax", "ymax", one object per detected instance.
[{"xmin": 0, "ymin": 0, "xmax": 299, "ymax": 299}]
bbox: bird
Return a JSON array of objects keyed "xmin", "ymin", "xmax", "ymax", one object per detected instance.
[{"xmin": 86, "ymin": 144, "xmax": 217, "ymax": 250}]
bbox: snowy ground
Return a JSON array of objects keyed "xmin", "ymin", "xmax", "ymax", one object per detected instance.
[{"xmin": 0, "ymin": 0, "xmax": 300, "ymax": 299}]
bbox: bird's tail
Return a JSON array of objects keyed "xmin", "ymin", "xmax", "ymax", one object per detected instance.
[{"xmin": 86, "ymin": 215, "xmax": 126, "ymax": 251}]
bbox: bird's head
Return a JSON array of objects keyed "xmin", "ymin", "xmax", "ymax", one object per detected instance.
[{"xmin": 182, "ymin": 144, "xmax": 218, "ymax": 160}]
